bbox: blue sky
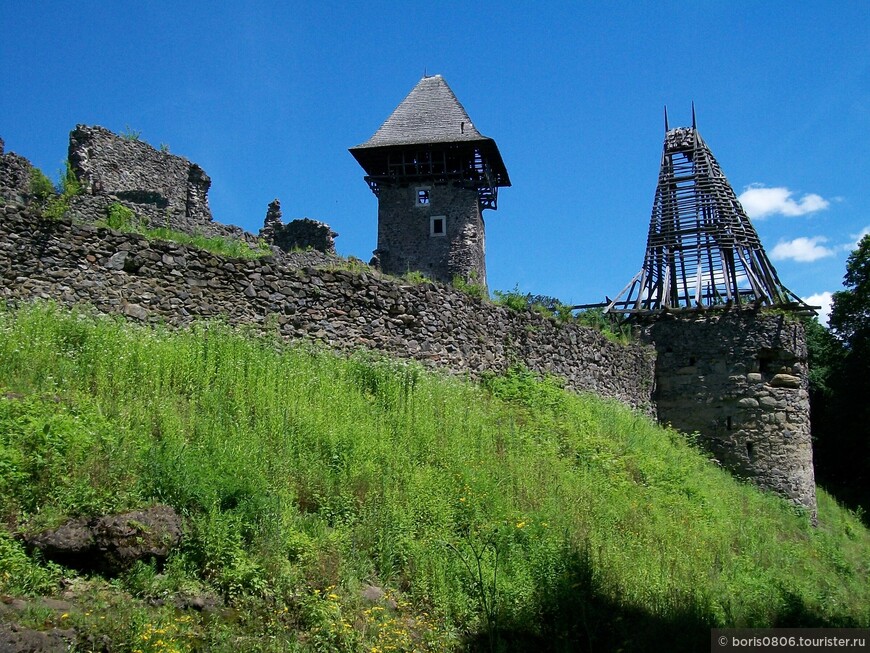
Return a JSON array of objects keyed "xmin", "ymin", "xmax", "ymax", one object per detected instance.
[{"xmin": 2, "ymin": 2, "xmax": 868, "ymax": 324}]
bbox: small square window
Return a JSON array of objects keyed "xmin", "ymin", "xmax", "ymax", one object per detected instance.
[
  {"xmin": 430, "ymin": 216, "xmax": 446, "ymax": 237},
  {"xmin": 416, "ymin": 189, "xmax": 430, "ymax": 205}
]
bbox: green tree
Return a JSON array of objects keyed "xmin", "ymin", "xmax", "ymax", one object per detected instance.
[
  {"xmin": 804, "ymin": 317, "xmax": 844, "ymax": 400},
  {"xmin": 812, "ymin": 235, "xmax": 870, "ymax": 518},
  {"xmin": 830, "ymin": 234, "xmax": 870, "ymax": 349}
]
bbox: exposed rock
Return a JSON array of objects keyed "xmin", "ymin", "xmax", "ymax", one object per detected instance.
[
  {"xmin": 25, "ymin": 519, "xmax": 95, "ymax": 569},
  {"xmin": 172, "ymin": 593, "xmax": 223, "ymax": 613},
  {"xmin": 360, "ymin": 584, "xmax": 397, "ymax": 610},
  {"xmin": 0, "ymin": 623, "xmax": 77, "ymax": 653},
  {"xmin": 26, "ymin": 505, "xmax": 182, "ymax": 575},
  {"xmin": 92, "ymin": 505, "xmax": 183, "ymax": 574},
  {"xmin": 360, "ymin": 584, "xmax": 385, "ymax": 603}
]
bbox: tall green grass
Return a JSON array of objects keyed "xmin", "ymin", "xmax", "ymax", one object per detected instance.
[{"xmin": 0, "ymin": 302, "xmax": 867, "ymax": 652}]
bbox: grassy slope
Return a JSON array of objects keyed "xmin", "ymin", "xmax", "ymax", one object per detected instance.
[{"xmin": 0, "ymin": 303, "xmax": 867, "ymax": 652}]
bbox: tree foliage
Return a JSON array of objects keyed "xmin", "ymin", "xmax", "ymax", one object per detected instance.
[
  {"xmin": 830, "ymin": 234, "xmax": 870, "ymax": 349},
  {"xmin": 807, "ymin": 235, "xmax": 870, "ymax": 519}
]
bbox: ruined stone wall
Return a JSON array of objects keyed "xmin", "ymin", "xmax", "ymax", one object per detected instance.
[
  {"xmin": 0, "ymin": 203, "xmax": 655, "ymax": 412},
  {"xmin": 0, "ymin": 138, "xmax": 35, "ymax": 205},
  {"xmin": 62, "ymin": 126, "xmax": 259, "ymax": 244},
  {"xmin": 274, "ymin": 219, "xmax": 338, "ymax": 255},
  {"xmin": 642, "ymin": 312, "xmax": 816, "ymax": 514},
  {"xmin": 375, "ymin": 184, "xmax": 486, "ymax": 286},
  {"xmin": 260, "ymin": 199, "xmax": 337, "ymax": 254},
  {"xmin": 66, "ymin": 126, "xmax": 219, "ymax": 233}
]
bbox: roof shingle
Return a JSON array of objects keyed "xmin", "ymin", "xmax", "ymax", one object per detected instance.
[{"xmin": 353, "ymin": 75, "xmax": 490, "ymax": 148}]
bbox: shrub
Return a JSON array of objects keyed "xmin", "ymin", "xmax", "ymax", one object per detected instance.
[
  {"xmin": 105, "ymin": 203, "xmax": 136, "ymax": 231},
  {"xmin": 452, "ymin": 275, "xmax": 488, "ymax": 300},
  {"xmin": 28, "ymin": 167, "xmax": 55, "ymax": 202},
  {"xmin": 403, "ymin": 270, "xmax": 431, "ymax": 284},
  {"xmin": 575, "ymin": 307, "xmax": 632, "ymax": 343},
  {"xmin": 121, "ymin": 125, "xmax": 141, "ymax": 141},
  {"xmin": 41, "ymin": 161, "xmax": 82, "ymax": 220},
  {"xmin": 493, "ymin": 285, "xmax": 530, "ymax": 312}
]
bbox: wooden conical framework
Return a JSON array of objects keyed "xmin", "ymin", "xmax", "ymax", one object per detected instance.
[{"xmin": 608, "ymin": 124, "xmax": 808, "ymax": 316}]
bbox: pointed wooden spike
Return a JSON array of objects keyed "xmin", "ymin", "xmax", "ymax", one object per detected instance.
[
  {"xmin": 664, "ymin": 105, "xmax": 669, "ymax": 132},
  {"xmin": 691, "ymin": 101, "xmax": 697, "ymax": 129}
]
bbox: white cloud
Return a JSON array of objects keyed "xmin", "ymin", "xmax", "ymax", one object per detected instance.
[
  {"xmin": 738, "ymin": 184, "xmax": 830, "ymax": 219},
  {"xmin": 770, "ymin": 236, "xmax": 835, "ymax": 263},
  {"xmin": 802, "ymin": 291, "xmax": 833, "ymax": 327},
  {"xmin": 847, "ymin": 226, "xmax": 870, "ymax": 249}
]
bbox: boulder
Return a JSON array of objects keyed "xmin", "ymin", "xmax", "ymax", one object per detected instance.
[
  {"xmin": 770, "ymin": 373, "xmax": 801, "ymax": 389},
  {"xmin": 26, "ymin": 505, "xmax": 182, "ymax": 575},
  {"xmin": 0, "ymin": 623, "xmax": 77, "ymax": 653}
]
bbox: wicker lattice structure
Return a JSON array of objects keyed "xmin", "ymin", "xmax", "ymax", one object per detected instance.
[{"xmin": 607, "ymin": 122, "xmax": 810, "ymax": 316}]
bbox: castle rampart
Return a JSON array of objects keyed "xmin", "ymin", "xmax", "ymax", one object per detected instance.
[
  {"xmin": 0, "ymin": 123, "xmax": 818, "ymax": 516},
  {"xmin": 0, "ymin": 203, "xmax": 655, "ymax": 413}
]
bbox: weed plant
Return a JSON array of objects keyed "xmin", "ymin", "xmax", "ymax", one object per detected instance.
[
  {"xmin": 403, "ymin": 270, "xmax": 431, "ymax": 285},
  {"xmin": 27, "ymin": 168, "xmax": 55, "ymax": 202},
  {"xmin": 97, "ymin": 204, "xmax": 270, "ymax": 260},
  {"xmin": 31, "ymin": 161, "xmax": 83, "ymax": 220},
  {"xmin": 494, "ymin": 287, "xmax": 631, "ymax": 343},
  {"xmin": 452, "ymin": 275, "xmax": 487, "ymax": 300},
  {"xmin": 105, "ymin": 202, "xmax": 136, "ymax": 231},
  {"xmin": 0, "ymin": 303, "xmax": 867, "ymax": 651},
  {"xmin": 139, "ymin": 227, "xmax": 270, "ymax": 260}
]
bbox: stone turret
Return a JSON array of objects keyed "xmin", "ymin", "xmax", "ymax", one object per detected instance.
[
  {"xmin": 350, "ymin": 75, "xmax": 510, "ymax": 287},
  {"xmin": 608, "ymin": 118, "xmax": 817, "ymax": 516},
  {"xmin": 642, "ymin": 311, "xmax": 816, "ymax": 516}
]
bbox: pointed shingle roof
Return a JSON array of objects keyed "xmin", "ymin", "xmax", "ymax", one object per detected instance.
[
  {"xmin": 354, "ymin": 75, "xmax": 488, "ymax": 148},
  {"xmin": 350, "ymin": 75, "xmax": 510, "ymax": 188}
]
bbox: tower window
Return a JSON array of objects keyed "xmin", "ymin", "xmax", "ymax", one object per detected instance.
[
  {"xmin": 430, "ymin": 215, "xmax": 446, "ymax": 237},
  {"xmin": 416, "ymin": 188, "xmax": 430, "ymax": 206}
]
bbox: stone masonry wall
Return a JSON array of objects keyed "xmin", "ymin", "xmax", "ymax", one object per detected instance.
[
  {"xmin": 260, "ymin": 199, "xmax": 338, "ymax": 254},
  {"xmin": 375, "ymin": 184, "xmax": 487, "ymax": 287},
  {"xmin": 0, "ymin": 203, "xmax": 655, "ymax": 412},
  {"xmin": 64, "ymin": 126, "xmax": 257, "ymax": 244},
  {"xmin": 0, "ymin": 138, "xmax": 35, "ymax": 205},
  {"xmin": 642, "ymin": 312, "xmax": 817, "ymax": 515}
]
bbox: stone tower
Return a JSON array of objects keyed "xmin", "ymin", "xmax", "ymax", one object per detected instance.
[
  {"xmin": 608, "ymin": 116, "xmax": 818, "ymax": 516},
  {"xmin": 350, "ymin": 75, "xmax": 510, "ymax": 287}
]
